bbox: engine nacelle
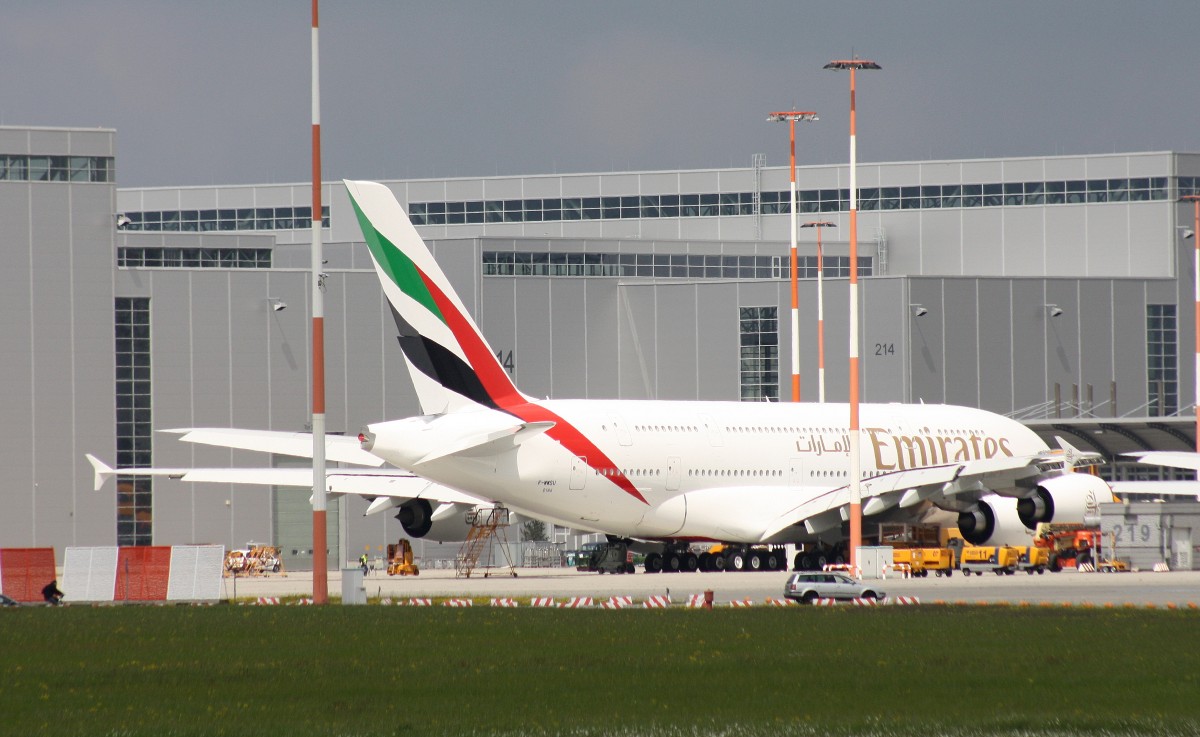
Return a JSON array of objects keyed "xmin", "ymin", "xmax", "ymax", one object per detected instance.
[
  {"xmin": 395, "ymin": 500, "xmax": 523, "ymax": 543},
  {"xmin": 1016, "ymin": 473, "xmax": 1111, "ymax": 530},
  {"xmin": 957, "ymin": 500, "xmax": 997, "ymax": 546}
]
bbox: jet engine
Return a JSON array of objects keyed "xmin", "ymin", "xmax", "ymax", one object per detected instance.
[
  {"xmin": 396, "ymin": 498, "xmax": 434, "ymax": 537},
  {"xmin": 957, "ymin": 500, "xmax": 998, "ymax": 546},
  {"xmin": 956, "ymin": 473, "xmax": 1112, "ymax": 546},
  {"xmin": 395, "ymin": 500, "xmax": 517, "ymax": 543},
  {"xmin": 1015, "ymin": 473, "xmax": 1111, "ymax": 530}
]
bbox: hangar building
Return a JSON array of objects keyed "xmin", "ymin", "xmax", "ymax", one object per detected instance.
[{"xmin": 3, "ymin": 123, "xmax": 1198, "ymax": 569}]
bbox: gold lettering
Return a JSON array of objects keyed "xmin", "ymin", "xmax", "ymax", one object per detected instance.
[{"xmin": 865, "ymin": 427, "xmax": 895, "ymax": 471}]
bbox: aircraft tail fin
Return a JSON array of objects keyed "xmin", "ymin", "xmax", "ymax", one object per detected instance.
[{"xmin": 345, "ymin": 180, "xmax": 525, "ymax": 415}]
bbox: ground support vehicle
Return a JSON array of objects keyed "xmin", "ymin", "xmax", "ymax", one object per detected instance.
[
  {"xmin": 223, "ymin": 544, "xmax": 283, "ymax": 577},
  {"xmin": 579, "ymin": 540, "xmax": 636, "ymax": 574},
  {"xmin": 1098, "ymin": 557, "xmax": 1130, "ymax": 573},
  {"xmin": 386, "ymin": 540, "xmax": 420, "ymax": 576},
  {"xmin": 1035, "ymin": 524, "xmax": 1101, "ymax": 571},
  {"xmin": 1014, "ymin": 546, "xmax": 1049, "ymax": 575},
  {"xmin": 920, "ymin": 547, "xmax": 956, "ymax": 577},
  {"xmin": 784, "ymin": 571, "xmax": 885, "ymax": 604},
  {"xmin": 960, "ymin": 546, "xmax": 1019, "ymax": 576},
  {"xmin": 889, "ymin": 548, "xmax": 925, "ymax": 577}
]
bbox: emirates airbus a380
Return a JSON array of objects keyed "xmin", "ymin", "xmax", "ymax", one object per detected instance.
[{"xmin": 89, "ymin": 180, "xmax": 1113, "ymax": 573}]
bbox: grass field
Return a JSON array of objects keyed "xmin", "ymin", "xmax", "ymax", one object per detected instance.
[{"xmin": 2, "ymin": 604, "xmax": 1198, "ymax": 736}]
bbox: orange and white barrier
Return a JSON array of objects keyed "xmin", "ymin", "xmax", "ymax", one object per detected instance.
[
  {"xmin": 293, "ymin": 598, "xmax": 314, "ymax": 605},
  {"xmin": 729, "ymin": 598, "xmax": 754, "ymax": 607},
  {"xmin": 530, "ymin": 597, "xmax": 556, "ymax": 607},
  {"xmin": 886, "ymin": 596, "xmax": 920, "ymax": 606},
  {"xmin": 61, "ymin": 545, "xmax": 224, "ymax": 603},
  {"xmin": 560, "ymin": 596, "xmax": 593, "ymax": 608},
  {"xmin": 886, "ymin": 562, "xmax": 912, "ymax": 579},
  {"xmin": 407, "ymin": 597, "xmax": 433, "ymax": 606},
  {"xmin": 685, "ymin": 594, "xmax": 707, "ymax": 608},
  {"xmin": 444, "ymin": 598, "xmax": 473, "ymax": 607},
  {"xmin": 765, "ymin": 597, "xmax": 797, "ymax": 606},
  {"xmin": 602, "ymin": 595, "xmax": 633, "ymax": 609},
  {"xmin": 379, "ymin": 597, "xmax": 394, "ymax": 606},
  {"xmin": 256, "ymin": 597, "xmax": 281, "ymax": 605},
  {"xmin": 815, "ymin": 598, "xmax": 838, "ymax": 606},
  {"xmin": 490, "ymin": 598, "xmax": 519, "ymax": 607},
  {"xmin": 851, "ymin": 597, "xmax": 880, "ymax": 606},
  {"xmin": 642, "ymin": 595, "xmax": 671, "ymax": 608}
]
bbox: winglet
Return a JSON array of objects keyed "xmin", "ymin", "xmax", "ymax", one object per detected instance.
[
  {"xmin": 86, "ymin": 454, "xmax": 116, "ymax": 491},
  {"xmin": 1055, "ymin": 436, "xmax": 1103, "ymax": 468}
]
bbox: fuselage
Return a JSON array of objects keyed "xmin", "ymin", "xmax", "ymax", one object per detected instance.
[{"xmin": 364, "ymin": 399, "xmax": 1047, "ymax": 542}]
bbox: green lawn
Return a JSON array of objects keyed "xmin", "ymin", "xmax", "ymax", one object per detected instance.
[{"xmin": 2, "ymin": 605, "xmax": 1197, "ymax": 736}]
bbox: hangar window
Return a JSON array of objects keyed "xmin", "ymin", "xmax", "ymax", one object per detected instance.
[
  {"xmin": 115, "ymin": 297, "xmax": 153, "ymax": 547},
  {"xmin": 739, "ymin": 306, "xmax": 779, "ymax": 403},
  {"xmin": 1147, "ymin": 304, "xmax": 1178, "ymax": 417}
]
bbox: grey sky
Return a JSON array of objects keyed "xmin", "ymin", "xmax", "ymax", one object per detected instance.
[{"xmin": 5, "ymin": 1, "xmax": 1199, "ymax": 187}]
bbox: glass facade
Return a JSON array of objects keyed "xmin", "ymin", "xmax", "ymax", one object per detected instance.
[
  {"xmin": 117, "ymin": 205, "xmax": 330, "ymax": 232},
  {"xmin": 1147, "ymin": 304, "xmax": 1178, "ymax": 417},
  {"xmin": 115, "ymin": 297, "xmax": 153, "ymax": 546},
  {"xmin": 411, "ymin": 177, "xmax": 1170, "ymax": 226},
  {"xmin": 0, "ymin": 154, "xmax": 113, "ymax": 182},
  {"xmin": 739, "ymin": 306, "xmax": 779, "ymax": 402},
  {"xmin": 118, "ymin": 247, "xmax": 272, "ymax": 269},
  {"xmin": 483, "ymin": 251, "xmax": 871, "ymax": 279}
]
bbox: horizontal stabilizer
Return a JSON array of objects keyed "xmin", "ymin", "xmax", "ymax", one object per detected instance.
[
  {"xmin": 413, "ymin": 420, "xmax": 554, "ymax": 465},
  {"xmin": 164, "ymin": 428, "xmax": 385, "ymax": 467}
]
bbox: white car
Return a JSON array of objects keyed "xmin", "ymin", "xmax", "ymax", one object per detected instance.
[{"xmin": 784, "ymin": 572, "xmax": 884, "ymax": 604}]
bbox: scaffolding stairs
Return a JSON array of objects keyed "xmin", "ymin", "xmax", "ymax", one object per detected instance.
[{"xmin": 455, "ymin": 505, "xmax": 518, "ymax": 578}]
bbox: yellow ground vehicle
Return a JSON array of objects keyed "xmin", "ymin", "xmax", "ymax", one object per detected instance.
[
  {"xmin": 386, "ymin": 540, "xmax": 420, "ymax": 576},
  {"xmin": 919, "ymin": 547, "xmax": 956, "ymax": 577},
  {"xmin": 960, "ymin": 546, "xmax": 1019, "ymax": 576},
  {"xmin": 890, "ymin": 547, "xmax": 926, "ymax": 576},
  {"xmin": 1014, "ymin": 546, "xmax": 1049, "ymax": 575}
]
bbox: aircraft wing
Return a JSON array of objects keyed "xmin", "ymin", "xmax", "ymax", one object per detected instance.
[
  {"xmin": 758, "ymin": 453, "xmax": 1052, "ymax": 541},
  {"xmin": 162, "ymin": 428, "xmax": 386, "ymax": 467},
  {"xmin": 84, "ymin": 454, "xmax": 489, "ymax": 507},
  {"xmin": 1123, "ymin": 450, "xmax": 1200, "ymax": 472}
]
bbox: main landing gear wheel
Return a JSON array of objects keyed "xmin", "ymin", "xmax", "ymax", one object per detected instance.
[{"xmin": 644, "ymin": 553, "xmax": 662, "ymax": 573}]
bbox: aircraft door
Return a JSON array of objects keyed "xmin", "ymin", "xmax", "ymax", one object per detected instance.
[
  {"xmin": 789, "ymin": 458, "xmax": 804, "ymax": 489},
  {"xmin": 666, "ymin": 457, "xmax": 681, "ymax": 491},
  {"xmin": 700, "ymin": 414, "xmax": 723, "ymax": 447},
  {"xmin": 570, "ymin": 456, "xmax": 588, "ymax": 490},
  {"xmin": 609, "ymin": 415, "xmax": 632, "ymax": 446}
]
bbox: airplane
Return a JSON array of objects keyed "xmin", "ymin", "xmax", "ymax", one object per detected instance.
[{"xmin": 88, "ymin": 179, "xmax": 1115, "ymax": 573}]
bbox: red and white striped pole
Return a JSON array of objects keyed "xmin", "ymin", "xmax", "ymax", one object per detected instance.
[
  {"xmin": 310, "ymin": 0, "xmax": 328, "ymax": 604},
  {"xmin": 1185, "ymin": 195, "xmax": 1200, "ymax": 451},
  {"xmin": 802, "ymin": 221, "xmax": 836, "ymax": 403},
  {"xmin": 825, "ymin": 58, "xmax": 879, "ymax": 570},
  {"xmin": 767, "ymin": 111, "xmax": 818, "ymax": 402}
]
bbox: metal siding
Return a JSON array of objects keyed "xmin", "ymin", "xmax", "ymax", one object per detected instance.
[
  {"xmin": 1078, "ymin": 280, "xmax": 1116, "ymax": 416},
  {"xmin": 915, "ymin": 211, "xmax": 965, "ymax": 275},
  {"xmin": 960, "ymin": 209, "xmax": 1006, "ymax": 275},
  {"xmin": 1086, "ymin": 206, "xmax": 1133, "ymax": 278},
  {"xmin": 860, "ymin": 279, "xmax": 907, "ymax": 402},
  {"xmin": 1002, "ymin": 208, "xmax": 1047, "ymax": 277},
  {"xmin": 0, "ymin": 184, "xmax": 33, "ymax": 545},
  {"xmin": 1011, "ymin": 281, "xmax": 1049, "ymax": 412},
  {"xmin": 617, "ymin": 285, "xmax": 657, "ymax": 399},
  {"xmin": 908, "ymin": 280, "xmax": 944, "ymax": 405},
  {"xmin": 548, "ymin": 278, "xmax": 589, "ymax": 399},
  {"xmin": 1044, "ymin": 281, "xmax": 1080, "ymax": 406},
  {"xmin": 514, "ymin": 278, "xmax": 553, "ymax": 396},
  {"xmin": 584, "ymin": 280, "xmax": 620, "ymax": 399},
  {"xmin": 652, "ymin": 283, "xmax": 699, "ymax": 400},
  {"xmin": 229, "ymin": 274, "xmax": 273, "ymax": 430},
  {"xmin": 1112, "ymin": 281, "xmax": 1150, "ymax": 416},
  {"xmin": 695, "ymin": 282, "xmax": 739, "ymax": 401},
  {"xmin": 977, "ymin": 280, "xmax": 1016, "ymax": 412},
  {"xmin": 942, "ymin": 279, "xmax": 981, "ymax": 407}
]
